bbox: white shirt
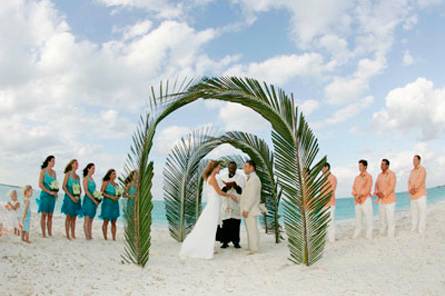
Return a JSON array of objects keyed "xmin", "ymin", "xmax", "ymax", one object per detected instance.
[{"xmin": 219, "ymin": 169, "xmax": 246, "ymax": 220}]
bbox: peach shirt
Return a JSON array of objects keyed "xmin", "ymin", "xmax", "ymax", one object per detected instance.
[
  {"xmin": 326, "ymin": 174, "xmax": 337, "ymax": 206},
  {"xmin": 352, "ymin": 172, "xmax": 373, "ymax": 205},
  {"xmin": 408, "ymin": 165, "xmax": 427, "ymax": 200},
  {"xmin": 374, "ymin": 169, "xmax": 397, "ymax": 204}
]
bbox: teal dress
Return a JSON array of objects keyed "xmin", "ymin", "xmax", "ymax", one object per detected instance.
[
  {"xmin": 61, "ymin": 175, "xmax": 82, "ymax": 217},
  {"xmin": 38, "ymin": 172, "xmax": 57, "ymax": 214},
  {"xmin": 100, "ymin": 183, "xmax": 120, "ymax": 221},
  {"xmin": 82, "ymin": 177, "xmax": 98, "ymax": 218},
  {"xmin": 125, "ymin": 185, "xmax": 137, "ymax": 219},
  {"xmin": 23, "ymin": 200, "xmax": 31, "ymax": 232}
]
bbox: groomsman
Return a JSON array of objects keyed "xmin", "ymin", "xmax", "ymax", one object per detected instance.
[
  {"xmin": 352, "ymin": 160, "xmax": 373, "ymax": 240},
  {"xmin": 374, "ymin": 159, "xmax": 397, "ymax": 238},
  {"xmin": 408, "ymin": 155, "xmax": 427, "ymax": 234},
  {"xmin": 240, "ymin": 160, "xmax": 262, "ymax": 254},
  {"xmin": 322, "ymin": 163, "xmax": 337, "ymax": 243},
  {"xmin": 217, "ymin": 161, "xmax": 245, "ymax": 248}
]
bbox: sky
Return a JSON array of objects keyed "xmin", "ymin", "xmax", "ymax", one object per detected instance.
[{"xmin": 1, "ymin": 0, "xmax": 444, "ymax": 199}]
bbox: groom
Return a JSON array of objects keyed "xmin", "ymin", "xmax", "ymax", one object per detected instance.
[
  {"xmin": 217, "ymin": 161, "xmax": 245, "ymax": 249},
  {"xmin": 240, "ymin": 160, "xmax": 262, "ymax": 254}
]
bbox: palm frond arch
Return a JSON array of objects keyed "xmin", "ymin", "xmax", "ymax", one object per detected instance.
[
  {"xmin": 124, "ymin": 76, "xmax": 330, "ymax": 267},
  {"xmin": 163, "ymin": 128, "xmax": 280, "ymax": 243}
]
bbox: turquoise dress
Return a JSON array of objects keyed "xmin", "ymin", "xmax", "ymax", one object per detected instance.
[
  {"xmin": 100, "ymin": 183, "xmax": 120, "ymax": 221},
  {"xmin": 125, "ymin": 185, "xmax": 137, "ymax": 219},
  {"xmin": 61, "ymin": 175, "xmax": 82, "ymax": 217},
  {"xmin": 38, "ymin": 172, "xmax": 57, "ymax": 214},
  {"xmin": 23, "ymin": 200, "xmax": 31, "ymax": 232},
  {"xmin": 82, "ymin": 177, "xmax": 98, "ymax": 218}
]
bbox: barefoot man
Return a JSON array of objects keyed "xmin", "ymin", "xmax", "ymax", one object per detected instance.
[
  {"xmin": 408, "ymin": 155, "xmax": 427, "ymax": 234},
  {"xmin": 352, "ymin": 159, "xmax": 373, "ymax": 239},
  {"xmin": 375, "ymin": 159, "xmax": 397, "ymax": 238},
  {"xmin": 240, "ymin": 160, "xmax": 262, "ymax": 254}
]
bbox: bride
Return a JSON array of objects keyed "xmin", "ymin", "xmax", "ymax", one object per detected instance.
[{"xmin": 180, "ymin": 160, "xmax": 235, "ymax": 259}]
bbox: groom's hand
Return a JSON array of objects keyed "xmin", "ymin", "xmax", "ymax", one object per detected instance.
[{"xmin": 242, "ymin": 211, "xmax": 249, "ymax": 218}]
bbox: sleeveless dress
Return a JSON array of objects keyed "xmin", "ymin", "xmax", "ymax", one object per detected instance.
[
  {"xmin": 126, "ymin": 185, "xmax": 137, "ymax": 217},
  {"xmin": 180, "ymin": 181, "xmax": 222, "ymax": 259},
  {"xmin": 38, "ymin": 172, "xmax": 57, "ymax": 214},
  {"xmin": 100, "ymin": 183, "xmax": 120, "ymax": 221},
  {"xmin": 22, "ymin": 199, "xmax": 31, "ymax": 232},
  {"xmin": 82, "ymin": 177, "xmax": 98, "ymax": 218},
  {"xmin": 61, "ymin": 175, "xmax": 82, "ymax": 217}
]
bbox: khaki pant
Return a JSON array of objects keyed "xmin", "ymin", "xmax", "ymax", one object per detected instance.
[{"xmin": 244, "ymin": 216, "xmax": 259, "ymax": 252}]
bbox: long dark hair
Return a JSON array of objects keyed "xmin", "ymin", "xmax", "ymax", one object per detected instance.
[
  {"xmin": 124, "ymin": 170, "xmax": 138, "ymax": 185},
  {"xmin": 64, "ymin": 159, "xmax": 77, "ymax": 174},
  {"xmin": 103, "ymin": 169, "xmax": 116, "ymax": 182},
  {"xmin": 83, "ymin": 163, "xmax": 95, "ymax": 177},
  {"xmin": 41, "ymin": 155, "xmax": 55, "ymax": 169}
]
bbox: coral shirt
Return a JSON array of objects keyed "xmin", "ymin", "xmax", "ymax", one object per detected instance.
[
  {"xmin": 352, "ymin": 172, "xmax": 373, "ymax": 205},
  {"xmin": 325, "ymin": 173, "xmax": 337, "ymax": 206},
  {"xmin": 375, "ymin": 169, "xmax": 397, "ymax": 204},
  {"xmin": 408, "ymin": 165, "xmax": 427, "ymax": 200}
]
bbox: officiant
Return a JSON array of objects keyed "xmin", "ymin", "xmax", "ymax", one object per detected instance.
[{"xmin": 216, "ymin": 161, "xmax": 245, "ymax": 249}]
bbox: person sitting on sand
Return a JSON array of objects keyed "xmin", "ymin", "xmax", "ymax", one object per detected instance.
[
  {"xmin": 5, "ymin": 190, "xmax": 21, "ymax": 236},
  {"xmin": 21, "ymin": 185, "xmax": 33, "ymax": 244}
]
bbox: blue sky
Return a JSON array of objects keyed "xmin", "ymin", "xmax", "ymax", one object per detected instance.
[{"xmin": 0, "ymin": 0, "xmax": 444, "ymax": 199}]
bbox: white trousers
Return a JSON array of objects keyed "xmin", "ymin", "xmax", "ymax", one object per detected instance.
[
  {"xmin": 327, "ymin": 206, "xmax": 336, "ymax": 243},
  {"xmin": 410, "ymin": 196, "xmax": 427, "ymax": 234},
  {"xmin": 244, "ymin": 216, "xmax": 259, "ymax": 253},
  {"xmin": 379, "ymin": 202, "xmax": 395, "ymax": 238},
  {"xmin": 353, "ymin": 198, "xmax": 373, "ymax": 239}
]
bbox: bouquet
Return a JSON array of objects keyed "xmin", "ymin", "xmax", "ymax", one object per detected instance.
[
  {"xmin": 72, "ymin": 184, "xmax": 81, "ymax": 198},
  {"xmin": 116, "ymin": 187, "xmax": 124, "ymax": 198},
  {"xmin": 93, "ymin": 191, "xmax": 103, "ymax": 203},
  {"xmin": 49, "ymin": 180, "xmax": 59, "ymax": 193}
]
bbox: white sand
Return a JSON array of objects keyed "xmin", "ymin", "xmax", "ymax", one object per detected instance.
[{"xmin": 1, "ymin": 202, "xmax": 445, "ymax": 296}]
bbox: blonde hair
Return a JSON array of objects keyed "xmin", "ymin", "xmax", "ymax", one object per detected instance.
[
  {"xmin": 202, "ymin": 160, "xmax": 221, "ymax": 180},
  {"xmin": 8, "ymin": 189, "xmax": 17, "ymax": 198},
  {"xmin": 23, "ymin": 185, "xmax": 32, "ymax": 196},
  {"xmin": 64, "ymin": 159, "xmax": 77, "ymax": 174}
]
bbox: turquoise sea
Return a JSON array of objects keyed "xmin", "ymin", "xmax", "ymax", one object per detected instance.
[{"xmin": 1, "ymin": 183, "xmax": 444, "ymax": 225}]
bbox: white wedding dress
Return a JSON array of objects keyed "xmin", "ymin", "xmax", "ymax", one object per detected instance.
[{"xmin": 180, "ymin": 180, "xmax": 222, "ymax": 259}]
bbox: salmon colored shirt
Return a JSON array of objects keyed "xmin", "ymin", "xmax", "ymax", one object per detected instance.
[
  {"xmin": 408, "ymin": 165, "xmax": 427, "ymax": 200},
  {"xmin": 325, "ymin": 173, "xmax": 337, "ymax": 206},
  {"xmin": 374, "ymin": 169, "xmax": 397, "ymax": 204},
  {"xmin": 352, "ymin": 172, "xmax": 373, "ymax": 205}
]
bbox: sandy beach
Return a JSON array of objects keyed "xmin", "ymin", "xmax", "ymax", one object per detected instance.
[{"xmin": 1, "ymin": 201, "xmax": 444, "ymax": 296}]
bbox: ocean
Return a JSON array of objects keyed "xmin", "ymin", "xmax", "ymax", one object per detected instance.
[{"xmin": 1, "ymin": 183, "xmax": 444, "ymax": 225}]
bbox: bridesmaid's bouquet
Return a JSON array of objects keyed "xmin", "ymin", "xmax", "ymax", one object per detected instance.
[
  {"xmin": 72, "ymin": 184, "xmax": 81, "ymax": 199},
  {"xmin": 116, "ymin": 188, "xmax": 124, "ymax": 198},
  {"xmin": 93, "ymin": 191, "xmax": 103, "ymax": 203},
  {"xmin": 49, "ymin": 180, "xmax": 59, "ymax": 193}
]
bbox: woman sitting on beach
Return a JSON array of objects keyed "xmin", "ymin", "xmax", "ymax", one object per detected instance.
[
  {"xmin": 82, "ymin": 163, "xmax": 99, "ymax": 240},
  {"xmin": 38, "ymin": 155, "xmax": 59, "ymax": 238},
  {"xmin": 21, "ymin": 185, "xmax": 33, "ymax": 243},
  {"xmin": 100, "ymin": 169, "xmax": 121, "ymax": 241},
  {"xmin": 5, "ymin": 190, "xmax": 21, "ymax": 236},
  {"xmin": 61, "ymin": 159, "xmax": 83, "ymax": 240}
]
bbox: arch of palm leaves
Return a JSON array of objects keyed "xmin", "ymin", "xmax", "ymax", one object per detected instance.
[{"xmin": 123, "ymin": 77, "xmax": 330, "ymax": 268}]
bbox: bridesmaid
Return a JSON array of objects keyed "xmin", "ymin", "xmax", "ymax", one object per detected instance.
[
  {"xmin": 61, "ymin": 159, "xmax": 82, "ymax": 240},
  {"xmin": 38, "ymin": 155, "xmax": 58, "ymax": 237},
  {"xmin": 21, "ymin": 185, "xmax": 33, "ymax": 243},
  {"xmin": 124, "ymin": 170, "xmax": 138, "ymax": 220},
  {"xmin": 82, "ymin": 163, "xmax": 99, "ymax": 240},
  {"xmin": 100, "ymin": 169, "xmax": 121, "ymax": 240}
]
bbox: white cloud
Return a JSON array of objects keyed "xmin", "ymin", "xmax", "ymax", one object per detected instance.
[
  {"xmin": 97, "ymin": 0, "xmax": 185, "ymax": 19},
  {"xmin": 373, "ymin": 78, "xmax": 445, "ymax": 140},
  {"xmin": 299, "ymin": 99, "xmax": 320, "ymax": 116},
  {"xmin": 403, "ymin": 50, "xmax": 414, "ymax": 65},
  {"xmin": 218, "ymin": 103, "xmax": 270, "ymax": 133},
  {"xmin": 225, "ymin": 53, "xmax": 327, "ymax": 85}
]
